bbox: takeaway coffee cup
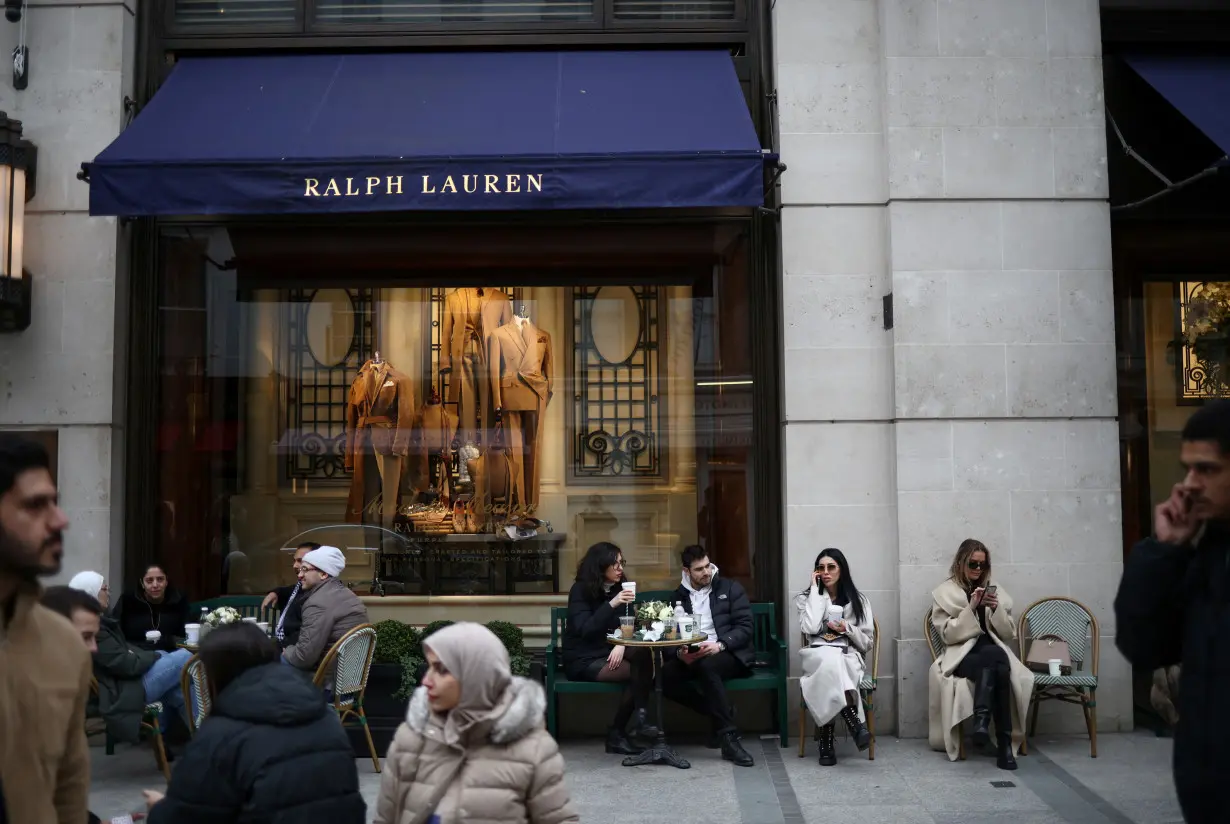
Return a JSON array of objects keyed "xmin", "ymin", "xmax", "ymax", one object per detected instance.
[
  {"xmin": 621, "ymin": 581, "xmax": 636, "ymax": 597},
  {"xmin": 1048, "ymin": 659, "xmax": 1062, "ymax": 677},
  {"xmin": 619, "ymin": 616, "xmax": 635, "ymax": 639},
  {"xmin": 242, "ymin": 616, "xmax": 258, "ymax": 624},
  {"xmin": 825, "ymin": 604, "xmax": 844, "ymax": 627},
  {"xmin": 184, "ymin": 624, "xmax": 200, "ymax": 644},
  {"xmin": 257, "ymin": 621, "xmax": 270, "ymax": 635},
  {"xmin": 678, "ymin": 614, "xmax": 695, "ymax": 640},
  {"xmin": 145, "ymin": 630, "xmax": 161, "ymax": 644}
]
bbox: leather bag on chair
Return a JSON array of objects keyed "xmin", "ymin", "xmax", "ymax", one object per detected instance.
[{"xmin": 1026, "ymin": 634, "xmax": 1073, "ymax": 675}]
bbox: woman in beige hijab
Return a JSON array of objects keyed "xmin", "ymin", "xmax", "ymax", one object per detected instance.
[{"xmin": 374, "ymin": 622, "xmax": 578, "ymax": 824}]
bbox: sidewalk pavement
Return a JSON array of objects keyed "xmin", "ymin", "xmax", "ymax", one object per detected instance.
[{"xmin": 89, "ymin": 731, "xmax": 1182, "ymax": 824}]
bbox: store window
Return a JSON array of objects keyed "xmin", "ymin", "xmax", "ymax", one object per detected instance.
[{"xmin": 153, "ymin": 222, "xmax": 757, "ymax": 601}]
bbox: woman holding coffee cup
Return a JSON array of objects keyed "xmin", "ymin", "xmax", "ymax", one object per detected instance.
[
  {"xmin": 561, "ymin": 542, "xmax": 656, "ymax": 755},
  {"xmin": 113, "ymin": 563, "xmax": 191, "ymax": 653},
  {"xmin": 928, "ymin": 539, "xmax": 1033, "ymax": 771},
  {"xmin": 68, "ymin": 571, "xmax": 194, "ymax": 744},
  {"xmin": 795, "ymin": 548, "xmax": 875, "ymax": 766}
]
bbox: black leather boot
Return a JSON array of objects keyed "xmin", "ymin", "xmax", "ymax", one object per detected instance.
[
  {"xmin": 996, "ymin": 733, "xmax": 1018, "ymax": 771},
  {"xmin": 605, "ymin": 727, "xmax": 643, "ymax": 755},
  {"xmin": 971, "ymin": 669, "xmax": 994, "ymax": 750},
  {"xmin": 839, "ymin": 705, "xmax": 872, "ymax": 752},
  {"xmin": 627, "ymin": 708, "xmax": 660, "ymax": 741},
  {"xmin": 720, "ymin": 730, "xmax": 755, "ymax": 767},
  {"xmin": 818, "ymin": 723, "xmax": 837, "ymax": 766}
]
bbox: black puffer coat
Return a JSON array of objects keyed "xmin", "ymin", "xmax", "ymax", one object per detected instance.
[
  {"xmin": 1115, "ymin": 527, "xmax": 1230, "ymax": 824},
  {"xmin": 113, "ymin": 588, "xmax": 191, "ymax": 652},
  {"xmin": 146, "ymin": 662, "xmax": 366, "ymax": 824},
  {"xmin": 561, "ymin": 581, "xmax": 622, "ymax": 679}
]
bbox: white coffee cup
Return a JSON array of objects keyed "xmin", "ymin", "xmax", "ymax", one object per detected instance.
[
  {"xmin": 145, "ymin": 630, "xmax": 161, "ymax": 644},
  {"xmin": 678, "ymin": 615, "xmax": 695, "ymax": 639},
  {"xmin": 184, "ymin": 623, "xmax": 200, "ymax": 644},
  {"xmin": 825, "ymin": 604, "xmax": 844, "ymax": 626},
  {"xmin": 622, "ymin": 581, "xmax": 636, "ymax": 597},
  {"xmin": 257, "ymin": 621, "xmax": 270, "ymax": 635},
  {"xmin": 242, "ymin": 616, "xmax": 258, "ymax": 623},
  {"xmin": 1048, "ymin": 658, "xmax": 1062, "ymax": 677}
]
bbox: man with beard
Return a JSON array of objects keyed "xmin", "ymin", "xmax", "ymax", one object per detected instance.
[
  {"xmin": 1117, "ymin": 400, "xmax": 1230, "ymax": 824},
  {"xmin": 0, "ymin": 434, "xmax": 90, "ymax": 824}
]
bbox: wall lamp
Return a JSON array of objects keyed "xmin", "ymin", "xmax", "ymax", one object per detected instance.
[{"xmin": 0, "ymin": 111, "xmax": 36, "ymax": 332}]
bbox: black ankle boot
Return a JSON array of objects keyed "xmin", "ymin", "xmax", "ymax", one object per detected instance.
[
  {"xmin": 971, "ymin": 669, "xmax": 994, "ymax": 749},
  {"xmin": 838, "ymin": 705, "xmax": 871, "ymax": 751},
  {"xmin": 720, "ymin": 731, "xmax": 754, "ymax": 767},
  {"xmin": 996, "ymin": 734, "xmax": 1018, "ymax": 771},
  {"xmin": 605, "ymin": 727, "xmax": 643, "ymax": 755},
  {"xmin": 627, "ymin": 708, "xmax": 660, "ymax": 741},
  {"xmin": 818, "ymin": 723, "xmax": 837, "ymax": 766}
]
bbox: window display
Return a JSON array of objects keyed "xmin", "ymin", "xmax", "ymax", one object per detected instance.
[{"xmin": 153, "ymin": 224, "xmax": 757, "ymax": 601}]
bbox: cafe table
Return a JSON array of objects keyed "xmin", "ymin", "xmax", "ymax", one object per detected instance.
[{"xmin": 606, "ymin": 631, "xmax": 707, "ymax": 770}]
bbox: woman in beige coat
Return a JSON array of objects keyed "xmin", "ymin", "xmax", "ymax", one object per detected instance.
[
  {"xmin": 928, "ymin": 539, "xmax": 1033, "ymax": 770},
  {"xmin": 374, "ymin": 622, "xmax": 579, "ymax": 824}
]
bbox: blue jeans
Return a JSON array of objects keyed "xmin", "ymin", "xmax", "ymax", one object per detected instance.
[{"xmin": 143, "ymin": 649, "xmax": 192, "ymax": 730}]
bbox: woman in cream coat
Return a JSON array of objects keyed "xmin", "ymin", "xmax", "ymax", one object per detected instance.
[
  {"xmin": 795, "ymin": 548, "xmax": 874, "ymax": 766},
  {"xmin": 928, "ymin": 539, "xmax": 1033, "ymax": 770},
  {"xmin": 374, "ymin": 622, "xmax": 578, "ymax": 824}
]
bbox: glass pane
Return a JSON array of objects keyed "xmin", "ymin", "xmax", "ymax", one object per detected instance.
[
  {"xmin": 314, "ymin": 0, "xmax": 594, "ymax": 24},
  {"xmin": 152, "ymin": 224, "xmax": 755, "ymax": 601},
  {"xmin": 611, "ymin": 0, "xmax": 735, "ymax": 21},
  {"xmin": 173, "ymin": 0, "xmax": 298, "ymax": 26}
]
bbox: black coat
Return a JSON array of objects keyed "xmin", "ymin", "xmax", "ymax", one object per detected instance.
[
  {"xmin": 146, "ymin": 662, "xmax": 366, "ymax": 824},
  {"xmin": 112, "ymin": 588, "xmax": 191, "ymax": 652},
  {"xmin": 672, "ymin": 576, "xmax": 755, "ymax": 668},
  {"xmin": 92, "ymin": 616, "xmax": 161, "ymax": 744},
  {"xmin": 561, "ymin": 581, "xmax": 622, "ymax": 679},
  {"xmin": 1115, "ymin": 531, "xmax": 1230, "ymax": 824}
]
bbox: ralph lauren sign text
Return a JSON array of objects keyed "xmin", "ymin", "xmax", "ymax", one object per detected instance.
[{"xmin": 303, "ymin": 173, "xmax": 545, "ymax": 198}]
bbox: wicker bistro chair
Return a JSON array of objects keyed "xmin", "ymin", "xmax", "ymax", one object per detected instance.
[
  {"xmin": 180, "ymin": 654, "xmax": 213, "ymax": 736},
  {"xmin": 1016, "ymin": 597, "xmax": 1100, "ymax": 758},
  {"xmin": 89, "ymin": 677, "xmax": 172, "ymax": 780},
  {"xmin": 313, "ymin": 623, "xmax": 381, "ymax": 773},
  {"xmin": 797, "ymin": 616, "xmax": 880, "ymax": 760},
  {"xmin": 924, "ymin": 607, "xmax": 968, "ymax": 761}
]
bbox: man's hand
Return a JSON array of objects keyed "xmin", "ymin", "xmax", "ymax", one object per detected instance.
[
  {"xmin": 607, "ymin": 644, "xmax": 625, "ymax": 670},
  {"xmin": 261, "ymin": 591, "xmax": 278, "ymax": 609},
  {"xmin": 1156, "ymin": 483, "xmax": 1200, "ymax": 546}
]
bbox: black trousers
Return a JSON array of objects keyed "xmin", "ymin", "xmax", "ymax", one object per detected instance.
[
  {"xmin": 954, "ymin": 635, "xmax": 1013, "ymax": 740},
  {"xmin": 661, "ymin": 650, "xmax": 748, "ymax": 734}
]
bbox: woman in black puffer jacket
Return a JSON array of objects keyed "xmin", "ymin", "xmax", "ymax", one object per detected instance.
[{"xmin": 143, "ymin": 622, "xmax": 366, "ymax": 824}]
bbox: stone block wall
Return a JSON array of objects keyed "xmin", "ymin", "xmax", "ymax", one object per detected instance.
[
  {"xmin": 0, "ymin": 1, "xmax": 136, "ymax": 587},
  {"xmin": 776, "ymin": 0, "xmax": 1128, "ymax": 737}
]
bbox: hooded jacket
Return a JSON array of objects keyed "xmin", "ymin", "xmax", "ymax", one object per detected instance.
[
  {"xmin": 374, "ymin": 678, "xmax": 578, "ymax": 824},
  {"xmin": 146, "ymin": 661, "xmax": 366, "ymax": 824},
  {"xmin": 91, "ymin": 615, "xmax": 161, "ymax": 743},
  {"xmin": 672, "ymin": 565, "xmax": 755, "ymax": 668},
  {"xmin": 283, "ymin": 577, "xmax": 368, "ymax": 672},
  {"xmin": 113, "ymin": 587, "xmax": 190, "ymax": 652}
]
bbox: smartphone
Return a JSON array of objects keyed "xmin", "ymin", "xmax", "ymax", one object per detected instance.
[
  {"xmin": 687, "ymin": 643, "xmax": 702, "ymax": 653},
  {"xmin": 983, "ymin": 585, "xmax": 997, "ymax": 597}
]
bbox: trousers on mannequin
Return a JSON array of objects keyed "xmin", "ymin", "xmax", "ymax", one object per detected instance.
[
  {"xmin": 374, "ymin": 453, "xmax": 403, "ymax": 530},
  {"xmin": 451, "ymin": 336, "xmax": 489, "ymax": 446}
]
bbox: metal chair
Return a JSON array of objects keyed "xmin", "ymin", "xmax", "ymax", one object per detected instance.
[
  {"xmin": 924, "ymin": 606, "xmax": 967, "ymax": 761},
  {"xmin": 797, "ymin": 616, "xmax": 879, "ymax": 760},
  {"xmin": 1017, "ymin": 597, "xmax": 1099, "ymax": 758},
  {"xmin": 179, "ymin": 654, "xmax": 212, "ymax": 736},
  {"xmin": 89, "ymin": 677, "xmax": 171, "ymax": 780},
  {"xmin": 313, "ymin": 623, "xmax": 381, "ymax": 772}
]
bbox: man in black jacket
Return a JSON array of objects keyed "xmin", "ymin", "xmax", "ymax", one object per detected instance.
[
  {"xmin": 261, "ymin": 541, "xmax": 318, "ymax": 648},
  {"xmin": 1115, "ymin": 400, "xmax": 1230, "ymax": 824},
  {"xmin": 663, "ymin": 544, "xmax": 755, "ymax": 767}
]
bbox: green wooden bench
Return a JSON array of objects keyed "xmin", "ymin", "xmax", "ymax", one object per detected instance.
[
  {"xmin": 544, "ymin": 593, "xmax": 789, "ymax": 747},
  {"xmin": 190, "ymin": 595, "xmax": 280, "ymax": 625}
]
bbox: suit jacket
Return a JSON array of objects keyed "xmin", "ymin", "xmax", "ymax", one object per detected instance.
[
  {"xmin": 408, "ymin": 402, "xmax": 459, "ymax": 491},
  {"xmin": 440, "ymin": 288, "xmax": 513, "ymax": 395},
  {"xmin": 344, "ymin": 360, "xmax": 415, "ymax": 467},
  {"xmin": 488, "ymin": 319, "xmax": 553, "ymax": 412}
]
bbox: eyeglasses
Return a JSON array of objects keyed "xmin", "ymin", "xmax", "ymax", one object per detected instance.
[
  {"xmin": 966, "ymin": 560, "xmax": 987, "ymax": 570},
  {"xmin": 612, "ymin": 559, "xmax": 625, "ymax": 568},
  {"xmin": 816, "ymin": 564, "xmax": 840, "ymax": 573}
]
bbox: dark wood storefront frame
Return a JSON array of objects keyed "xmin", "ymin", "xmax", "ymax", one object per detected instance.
[{"xmin": 123, "ymin": 2, "xmax": 785, "ymax": 606}]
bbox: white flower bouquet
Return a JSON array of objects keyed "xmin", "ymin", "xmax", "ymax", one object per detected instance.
[{"xmin": 203, "ymin": 606, "xmax": 242, "ymax": 627}]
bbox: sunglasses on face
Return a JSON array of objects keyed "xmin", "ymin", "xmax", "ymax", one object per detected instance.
[
  {"xmin": 966, "ymin": 560, "xmax": 987, "ymax": 570},
  {"xmin": 816, "ymin": 564, "xmax": 839, "ymax": 573}
]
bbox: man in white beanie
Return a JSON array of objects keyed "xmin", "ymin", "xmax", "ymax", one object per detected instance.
[{"xmin": 282, "ymin": 545, "xmax": 368, "ymax": 673}]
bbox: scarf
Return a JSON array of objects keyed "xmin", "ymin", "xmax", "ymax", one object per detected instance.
[
  {"xmin": 423, "ymin": 622, "xmax": 512, "ymax": 749},
  {"xmin": 275, "ymin": 581, "xmax": 301, "ymax": 641},
  {"xmin": 68, "ymin": 571, "xmax": 105, "ymax": 599}
]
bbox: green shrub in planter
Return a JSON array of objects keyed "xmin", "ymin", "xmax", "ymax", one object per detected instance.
[
  {"xmin": 485, "ymin": 620, "xmax": 525, "ymax": 655},
  {"xmin": 396, "ymin": 651, "xmax": 426, "ymax": 700},
  {"xmin": 373, "ymin": 620, "xmax": 420, "ymax": 666},
  {"xmin": 418, "ymin": 620, "xmax": 455, "ymax": 651}
]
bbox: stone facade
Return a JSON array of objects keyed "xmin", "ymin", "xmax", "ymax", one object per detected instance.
[
  {"xmin": 777, "ymin": 0, "xmax": 1126, "ymax": 736},
  {"xmin": 0, "ymin": 1, "xmax": 136, "ymax": 588}
]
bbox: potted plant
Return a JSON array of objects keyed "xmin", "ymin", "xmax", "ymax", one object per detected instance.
[{"xmin": 397, "ymin": 620, "xmax": 455, "ymax": 701}]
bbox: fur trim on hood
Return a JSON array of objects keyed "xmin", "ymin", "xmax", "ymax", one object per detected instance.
[{"xmin": 405, "ymin": 676, "xmax": 547, "ymax": 746}]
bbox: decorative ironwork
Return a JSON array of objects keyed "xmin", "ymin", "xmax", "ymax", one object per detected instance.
[
  {"xmin": 1177, "ymin": 281, "xmax": 1230, "ymax": 401},
  {"xmin": 569, "ymin": 286, "xmax": 664, "ymax": 480},
  {"xmin": 283, "ymin": 288, "xmax": 375, "ymax": 483}
]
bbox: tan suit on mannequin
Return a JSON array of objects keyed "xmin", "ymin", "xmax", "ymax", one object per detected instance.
[
  {"xmin": 440, "ymin": 287, "xmax": 513, "ymax": 444},
  {"xmin": 344, "ymin": 360, "xmax": 415, "ymax": 527},
  {"xmin": 408, "ymin": 401, "xmax": 459, "ymax": 494},
  {"xmin": 487, "ymin": 318, "xmax": 553, "ymax": 511}
]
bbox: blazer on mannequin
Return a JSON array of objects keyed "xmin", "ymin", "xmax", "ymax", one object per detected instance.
[
  {"xmin": 440, "ymin": 287, "xmax": 513, "ymax": 400},
  {"xmin": 487, "ymin": 319, "xmax": 553, "ymax": 412},
  {"xmin": 344, "ymin": 359, "xmax": 415, "ymax": 524}
]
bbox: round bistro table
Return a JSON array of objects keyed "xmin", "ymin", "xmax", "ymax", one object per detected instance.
[{"xmin": 607, "ymin": 632, "xmax": 707, "ymax": 770}]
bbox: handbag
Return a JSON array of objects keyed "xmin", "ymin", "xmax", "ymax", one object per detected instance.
[{"xmin": 1026, "ymin": 634, "xmax": 1073, "ymax": 675}]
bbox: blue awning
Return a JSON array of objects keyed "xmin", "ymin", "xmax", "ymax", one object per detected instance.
[
  {"xmin": 1123, "ymin": 55, "xmax": 1230, "ymax": 156},
  {"xmin": 84, "ymin": 50, "xmax": 770, "ymax": 217}
]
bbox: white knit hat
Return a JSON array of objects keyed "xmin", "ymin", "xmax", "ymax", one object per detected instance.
[
  {"xmin": 302, "ymin": 545, "xmax": 346, "ymax": 577},
  {"xmin": 68, "ymin": 571, "xmax": 105, "ymax": 599}
]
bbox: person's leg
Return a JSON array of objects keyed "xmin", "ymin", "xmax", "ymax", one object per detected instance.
[
  {"xmin": 143, "ymin": 649, "xmax": 192, "ymax": 727},
  {"xmin": 660, "ymin": 654, "xmax": 709, "ymax": 717},
  {"xmin": 587, "ymin": 658, "xmax": 641, "ymax": 755},
  {"xmin": 692, "ymin": 652, "xmax": 753, "ymax": 766},
  {"xmin": 983, "ymin": 645, "xmax": 1017, "ymax": 769}
]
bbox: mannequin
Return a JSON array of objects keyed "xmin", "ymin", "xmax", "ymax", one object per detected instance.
[
  {"xmin": 345, "ymin": 354, "xmax": 415, "ymax": 528},
  {"xmin": 409, "ymin": 387, "xmax": 459, "ymax": 499},
  {"xmin": 440, "ymin": 287, "xmax": 513, "ymax": 444},
  {"xmin": 487, "ymin": 305, "xmax": 553, "ymax": 512}
]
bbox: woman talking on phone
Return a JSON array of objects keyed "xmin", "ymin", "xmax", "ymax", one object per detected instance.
[{"xmin": 928, "ymin": 539, "xmax": 1032, "ymax": 770}]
